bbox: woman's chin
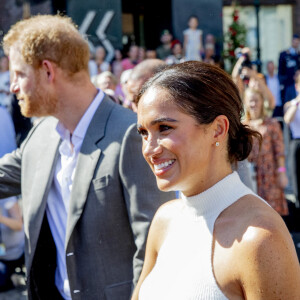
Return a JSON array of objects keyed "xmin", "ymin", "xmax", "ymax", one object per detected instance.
[{"xmin": 156, "ymin": 179, "xmax": 177, "ymax": 192}]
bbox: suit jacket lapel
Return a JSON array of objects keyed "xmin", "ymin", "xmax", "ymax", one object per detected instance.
[{"xmin": 65, "ymin": 96, "xmax": 115, "ymax": 247}]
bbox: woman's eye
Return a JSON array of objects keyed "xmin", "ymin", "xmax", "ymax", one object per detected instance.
[
  {"xmin": 137, "ymin": 128, "xmax": 148, "ymax": 137},
  {"xmin": 159, "ymin": 125, "xmax": 172, "ymax": 132}
]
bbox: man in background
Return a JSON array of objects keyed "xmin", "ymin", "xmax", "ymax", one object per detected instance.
[
  {"xmin": 265, "ymin": 60, "xmax": 283, "ymax": 117},
  {"xmin": 125, "ymin": 59, "xmax": 166, "ymax": 112},
  {"xmin": 156, "ymin": 30, "xmax": 173, "ymax": 60},
  {"xmin": 278, "ymin": 34, "xmax": 300, "ymax": 105}
]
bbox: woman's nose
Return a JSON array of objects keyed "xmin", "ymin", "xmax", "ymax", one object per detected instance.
[{"xmin": 143, "ymin": 137, "xmax": 163, "ymax": 158}]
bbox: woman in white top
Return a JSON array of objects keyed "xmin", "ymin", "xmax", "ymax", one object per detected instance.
[{"xmin": 132, "ymin": 61, "xmax": 300, "ymax": 300}]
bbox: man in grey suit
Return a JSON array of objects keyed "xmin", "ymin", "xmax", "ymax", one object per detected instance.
[{"xmin": 0, "ymin": 15, "xmax": 174, "ymax": 299}]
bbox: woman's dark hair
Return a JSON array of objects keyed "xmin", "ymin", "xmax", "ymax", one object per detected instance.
[{"xmin": 137, "ymin": 61, "xmax": 261, "ymax": 164}]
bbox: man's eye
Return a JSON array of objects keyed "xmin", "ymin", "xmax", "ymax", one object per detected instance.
[
  {"xmin": 159, "ymin": 125, "xmax": 172, "ymax": 132},
  {"xmin": 15, "ymin": 71, "xmax": 24, "ymax": 78}
]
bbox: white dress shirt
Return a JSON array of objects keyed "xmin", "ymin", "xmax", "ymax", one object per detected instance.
[{"xmin": 46, "ymin": 90, "xmax": 104, "ymax": 299}]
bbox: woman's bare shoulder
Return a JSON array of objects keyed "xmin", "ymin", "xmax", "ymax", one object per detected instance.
[
  {"xmin": 147, "ymin": 198, "xmax": 183, "ymax": 251},
  {"xmin": 215, "ymin": 194, "xmax": 291, "ymax": 247},
  {"xmin": 214, "ymin": 194, "xmax": 300, "ymax": 299},
  {"xmin": 152, "ymin": 198, "xmax": 183, "ymax": 226}
]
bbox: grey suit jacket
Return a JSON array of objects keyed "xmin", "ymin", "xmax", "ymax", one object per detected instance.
[{"xmin": 0, "ymin": 95, "xmax": 175, "ymax": 299}]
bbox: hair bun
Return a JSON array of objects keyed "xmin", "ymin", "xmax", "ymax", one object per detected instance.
[{"xmin": 229, "ymin": 124, "xmax": 261, "ymax": 162}]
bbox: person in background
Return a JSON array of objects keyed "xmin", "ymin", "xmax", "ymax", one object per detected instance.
[
  {"xmin": 265, "ymin": 60, "xmax": 283, "ymax": 117},
  {"xmin": 88, "ymin": 49, "xmax": 98, "ymax": 78},
  {"xmin": 204, "ymin": 34, "xmax": 224, "ymax": 69},
  {"xmin": 132, "ymin": 61, "xmax": 300, "ymax": 300},
  {"xmin": 145, "ymin": 49, "xmax": 157, "ymax": 59},
  {"xmin": 284, "ymin": 71, "xmax": 300, "ymax": 208},
  {"xmin": 0, "ymin": 107, "xmax": 16, "ymax": 162},
  {"xmin": 1, "ymin": 14, "xmax": 174, "ymax": 299},
  {"xmin": 138, "ymin": 47, "xmax": 146, "ymax": 62},
  {"xmin": 121, "ymin": 45, "xmax": 140, "ymax": 71},
  {"xmin": 165, "ymin": 40, "xmax": 186, "ymax": 65},
  {"xmin": 156, "ymin": 30, "xmax": 173, "ymax": 60},
  {"xmin": 204, "ymin": 33, "xmax": 215, "ymax": 48},
  {"xmin": 183, "ymin": 15, "xmax": 203, "ymax": 61},
  {"xmin": 110, "ymin": 49, "xmax": 125, "ymax": 101},
  {"xmin": 7, "ymin": 94, "xmax": 32, "ymax": 147},
  {"xmin": 111, "ymin": 49, "xmax": 123, "ymax": 79},
  {"xmin": 125, "ymin": 59, "xmax": 166, "ymax": 112},
  {"xmin": 95, "ymin": 46, "xmax": 110, "ymax": 74},
  {"xmin": 0, "ymin": 54, "xmax": 10, "ymax": 108},
  {"xmin": 232, "ymin": 47, "xmax": 275, "ymax": 111},
  {"xmin": 244, "ymin": 88, "xmax": 289, "ymax": 216},
  {"xmin": 278, "ymin": 34, "xmax": 300, "ymax": 105},
  {"xmin": 92, "ymin": 71, "xmax": 121, "ymax": 104},
  {"xmin": 205, "ymin": 33, "xmax": 221, "ymax": 58},
  {"xmin": 0, "ymin": 107, "xmax": 24, "ymax": 292},
  {"xmin": 119, "ymin": 69, "xmax": 133, "ymax": 109},
  {"xmin": 202, "ymin": 43, "xmax": 216, "ymax": 65}
]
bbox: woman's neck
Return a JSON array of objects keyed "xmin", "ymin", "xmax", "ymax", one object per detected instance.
[{"xmin": 249, "ymin": 117, "xmax": 264, "ymax": 127}]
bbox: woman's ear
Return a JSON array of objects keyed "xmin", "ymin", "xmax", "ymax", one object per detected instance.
[{"xmin": 212, "ymin": 115, "xmax": 229, "ymax": 142}]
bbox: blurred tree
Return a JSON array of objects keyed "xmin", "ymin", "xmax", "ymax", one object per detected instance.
[{"xmin": 223, "ymin": 7, "xmax": 247, "ymax": 72}]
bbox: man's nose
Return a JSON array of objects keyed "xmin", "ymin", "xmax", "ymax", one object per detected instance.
[{"xmin": 10, "ymin": 81, "xmax": 19, "ymax": 94}]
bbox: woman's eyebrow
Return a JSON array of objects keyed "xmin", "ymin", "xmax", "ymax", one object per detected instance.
[
  {"xmin": 137, "ymin": 118, "xmax": 178, "ymax": 129},
  {"xmin": 150, "ymin": 118, "xmax": 178, "ymax": 126}
]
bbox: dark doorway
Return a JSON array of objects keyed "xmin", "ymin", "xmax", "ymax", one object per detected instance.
[
  {"xmin": 52, "ymin": 0, "xmax": 67, "ymax": 15},
  {"xmin": 122, "ymin": 0, "xmax": 172, "ymax": 50}
]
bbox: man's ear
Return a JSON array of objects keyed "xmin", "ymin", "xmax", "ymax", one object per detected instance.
[
  {"xmin": 212, "ymin": 115, "xmax": 229, "ymax": 143},
  {"xmin": 41, "ymin": 60, "xmax": 55, "ymax": 83}
]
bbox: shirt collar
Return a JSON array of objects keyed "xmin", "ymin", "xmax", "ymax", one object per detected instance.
[{"xmin": 56, "ymin": 89, "xmax": 104, "ymax": 150}]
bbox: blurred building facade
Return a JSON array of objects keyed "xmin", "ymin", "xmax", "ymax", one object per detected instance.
[
  {"xmin": 0, "ymin": 0, "xmax": 299, "ymax": 69},
  {"xmin": 0, "ymin": 0, "xmax": 223, "ymax": 57}
]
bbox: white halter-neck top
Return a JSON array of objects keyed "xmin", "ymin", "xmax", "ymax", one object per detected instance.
[{"xmin": 139, "ymin": 171, "xmax": 256, "ymax": 300}]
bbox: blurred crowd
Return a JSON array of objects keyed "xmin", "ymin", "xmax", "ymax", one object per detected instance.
[
  {"xmin": 231, "ymin": 34, "xmax": 300, "ymax": 229},
  {"xmin": 0, "ymin": 13, "xmax": 300, "ymax": 294}
]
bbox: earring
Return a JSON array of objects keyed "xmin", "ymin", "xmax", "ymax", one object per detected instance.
[{"xmin": 216, "ymin": 142, "xmax": 220, "ymax": 147}]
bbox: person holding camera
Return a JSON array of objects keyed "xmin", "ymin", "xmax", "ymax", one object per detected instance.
[{"xmin": 232, "ymin": 48, "xmax": 275, "ymax": 112}]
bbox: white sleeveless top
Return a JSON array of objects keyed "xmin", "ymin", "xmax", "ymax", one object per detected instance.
[{"xmin": 139, "ymin": 172, "xmax": 256, "ymax": 300}]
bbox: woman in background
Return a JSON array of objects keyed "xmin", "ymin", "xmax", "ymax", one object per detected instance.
[{"xmin": 244, "ymin": 88, "xmax": 289, "ymax": 216}]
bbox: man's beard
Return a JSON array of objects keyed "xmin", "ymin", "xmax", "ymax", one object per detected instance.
[{"xmin": 18, "ymin": 82, "xmax": 58, "ymax": 118}]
